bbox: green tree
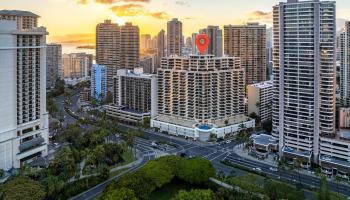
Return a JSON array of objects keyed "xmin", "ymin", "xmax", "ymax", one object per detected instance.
[
  {"xmin": 42, "ymin": 175, "xmax": 65, "ymax": 199},
  {"xmin": 99, "ymin": 188, "xmax": 137, "ymax": 200},
  {"xmin": 143, "ymin": 117, "xmax": 151, "ymax": 129},
  {"xmin": 334, "ymin": 175, "xmax": 341, "ymax": 197},
  {"xmin": 172, "ymin": 189, "xmax": 214, "ymax": 200},
  {"xmin": 317, "ymin": 175, "xmax": 331, "ymax": 200},
  {"xmin": 3, "ymin": 176, "xmax": 46, "ymax": 200},
  {"xmin": 178, "ymin": 157, "xmax": 215, "ymax": 184}
]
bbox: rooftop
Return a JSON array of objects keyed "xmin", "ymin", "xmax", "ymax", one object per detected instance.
[
  {"xmin": 251, "ymin": 134, "xmax": 278, "ymax": 147},
  {"xmin": 153, "ymin": 114, "xmax": 252, "ymax": 128},
  {"xmin": 320, "ymin": 155, "xmax": 350, "ymax": 169},
  {"xmin": 0, "ymin": 10, "xmax": 39, "ymax": 18},
  {"xmin": 248, "ymin": 80, "xmax": 273, "ymax": 89}
]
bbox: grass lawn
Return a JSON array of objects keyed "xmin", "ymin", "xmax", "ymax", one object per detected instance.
[{"xmin": 149, "ymin": 179, "xmax": 207, "ymax": 200}]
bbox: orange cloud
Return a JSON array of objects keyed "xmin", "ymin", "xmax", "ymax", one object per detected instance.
[
  {"xmin": 110, "ymin": 4, "xmax": 169, "ymax": 19},
  {"xmin": 246, "ymin": 11, "xmax": 272, "ymax": 23},
  {"xmin": 77, "ymin": 0, "xmax": 150, "ymax": 4}
]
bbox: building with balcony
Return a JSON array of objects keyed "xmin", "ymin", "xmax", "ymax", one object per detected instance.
[
  {"xmin": 224, "ymin": 23, "xmax": 267, "ymax": 85},
  {"xmin": 151, "ymin": 54, "xmax": 255, "ymax": 141},
  {"xmin": 62, "ymin": 53, "xmax": 92, "ymax": 79},
  {"xmin": 0, "ymin": 10, "xmax": 49, "ymax": 170},
  {"xmin": 106, "ymin": 68, "xmax": 158, "ymax": 123},
  {"xmin": 272, "ymin": 0, "xmax": 336, "ymax": 167},
  {"xmin": 46, "ymin": 43, "xmax": 62, "ymax": 90}
]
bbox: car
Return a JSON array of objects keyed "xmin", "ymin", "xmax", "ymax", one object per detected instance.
[
  {"xmin": 226, "ymin": 140, "xmax": 232, "ymax": 144},
  {"xmin": 253, "ymin": 167, "xmax": 262, "ymax": 171},
  {"xmin": 269, "ymin": 167, "xmax": 278, "ymax": 172},
  {"xmin": 180, "ymin": 153, "xmax": 187, "ymax": 157}
]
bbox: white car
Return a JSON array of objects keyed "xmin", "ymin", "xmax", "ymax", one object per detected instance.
[
  {"xmin": 226, "ymin": 140, "xmax": 231, "ymax": 144},
  {"xmin": 269, "ymin": 167, "xmax": 278, "ymax": 172},
  {"xmin": 253, "ymin": 167, "xmax": 262, "ymax": 171}
]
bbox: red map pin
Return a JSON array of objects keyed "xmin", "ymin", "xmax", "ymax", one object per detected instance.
[{"xmin": 195, "ymin": 34, "xmax": 209, "ymax": 55}]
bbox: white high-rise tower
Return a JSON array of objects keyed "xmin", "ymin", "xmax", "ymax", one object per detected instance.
[{"xmin": 0, "ymin": 10, "xmax": 49, "ymax": 170}]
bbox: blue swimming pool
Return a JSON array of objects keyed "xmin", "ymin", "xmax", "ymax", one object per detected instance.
[{"xmin": 197, "ymin": 124, "xmax": 212, "ymax": 130}]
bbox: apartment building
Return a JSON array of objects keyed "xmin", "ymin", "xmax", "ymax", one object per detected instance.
[
  {"xmin": 199, "ymin": 26, "xmax": 223, "ymax": 57},
  {"xmin": 46, "ymin": 43, "xmax": 62, "ymax": 89},
  {"xmin": 224, "ymin": 23, "xmax": 267, "ymax": 85},
  {"xmin": 62, "ymin": 53, "xmax": 92, "ymax": 79},
  {"xmin": 340, "ymin": 21, "xmax": 350, "ymax": 106},
  {"xmin": 91, "ymin": 64, "xmax": 107, "ymax": 100},
  {"xmin": 0, "ymin": 10, "xmax": 49, "ymax": 170},
  {"xmin": 151, "ymin": 55, "xmax": 255, "ymax": 141},
  {"xmin": 272, "ymin": 0, "xmax": 336, "ymax": 167},
  {"xmin": 106, "ymin": 68, "xmax": 158, "ymax": 123},
  {"xmin": 247, "ymin": 81, "xmax": 273, "ymax": 122},
  {"xmin": 167, "ymin": 18, "xmax": 183, "ymax": 56},
  {"xmin": 96, "ymin": 20, "xmax": 139, "ymax": 89}
]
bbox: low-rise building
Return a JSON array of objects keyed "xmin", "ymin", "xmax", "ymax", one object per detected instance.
[
  {"xmin": 320, "ymin": 131, "xmax": 350, "ymax": 177},
  {"xmin": 247, "ymin": 81, "xmax": 273, "ymax": 122}
]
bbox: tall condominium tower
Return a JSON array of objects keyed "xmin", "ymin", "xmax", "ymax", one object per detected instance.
[
  {"xmin": 340, "ymin": 22, "xmax": 350, "ymax": 106},
  {"xmin": 167, "ymin": 18, "xmax": 183, "ymax": 56},
  {"xmin": 0, "ymin": 10, "xmax": 49, "ymax": 170},
  {"xmin": 96, "ymin": 20, "xmax": 140, "ymax": 89},
  {"xmin": 199, "ymin": 26, "xmax": 223, "ymax": 57},
  {"xmin": 156, "ymin": 29, "xmax": 166, "ymax": 69},
  {"xmin": 152, "ymin": 54, "xmax": 255, "ymax": 141},
  {"xmin": 224, "ymin": 23, "xmax": 266, "ymax": 85},
  {"xmin": 272, "ymin": 0, "xmax": 336, "ymax": 164},
  {"xmin": 46, "ymin": 43, "xmax": 62, "ymax": 89}
]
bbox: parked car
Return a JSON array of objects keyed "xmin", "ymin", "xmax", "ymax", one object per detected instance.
[{"xmin": 269, "ymin": 167, "xmax": 278, "ymax": 172}]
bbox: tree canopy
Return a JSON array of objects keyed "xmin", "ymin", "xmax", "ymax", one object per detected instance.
[{"xmin": 2, "ymin": 176, "xmax": 46, "ymax": 200}]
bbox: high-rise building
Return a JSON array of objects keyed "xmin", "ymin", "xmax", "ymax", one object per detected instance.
[
  {"xmin": 96, "ymin": 20, "xmax": 140, "ymax": 89},
  {"xmin": 151, "ymin": 54, "xmax": 255, "ymax": 141},
  {"xmin": 156, "ymin": 29, "xmax": 166, "ymax": 69},
  {"xmin": 199, "ymin": 26, "xmax": 223, "ymax": 57},
  {"xmin": 106, "ymin": 68, "xmax": 158, "ymax": 123},
  {"xmin": 224, "ymin": 23, "xmax": 266, "ymax": 85},
  {"xmin": 247, "ymin": 81, "xmax": 273, "ymax": 122},
  {"xmin": 62, "ymin": 53, "xmax": 92, "ymax": 79},
  {"xmin": 340, "ymin": 22, "xmax": 350, "ymax": 106},
  {"xmin": 191, "ymin": 33, "xmax": 198, "ymax": 54},
  {"xmin": 0, "ymin": 10, "xmax": 38, "ymax": 29},
  {"xmin": 0, "ymin": 10, "xmax": 49, "ymax": 170},
  {"xmin": 91, "ymin": 64, "xmax": 107, "ymax": 100},
  {"xmin": 167, "ymin": 18, "xmax": 183, "ymax": 56},
  {"xmin": 272, "ymin": 0, "xmax": 336, "ymax": 165},
  {"xmin": 46, "ymin": 43, "xmax": 62, "ymax": 90},
  {"xmin": 141, "ymin": 34, "xmax": 151, "ymax": 50}
]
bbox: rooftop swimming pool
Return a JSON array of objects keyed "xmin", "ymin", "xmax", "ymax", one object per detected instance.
[{"xmin": 197, "ymin": 124, "xmax": 213, "ymax": 130}]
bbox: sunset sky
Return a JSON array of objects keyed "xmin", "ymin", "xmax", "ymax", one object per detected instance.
[{"xmin": 1, "ymin": 0, "xmax": 350, "ymax": 44}]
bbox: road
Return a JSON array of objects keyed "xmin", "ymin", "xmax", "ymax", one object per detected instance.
[{"xmin": 55, "ymin": 93, "xmax": 350, "ymax": 198}]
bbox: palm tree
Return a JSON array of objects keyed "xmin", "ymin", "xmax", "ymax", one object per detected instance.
[
  {"xmin": 334, "ymin": 175, "xmax": 341, "ymax": 197},
  {"xmin": 294, "ymin": 158, "xmax": 302, "ymax": 186}
]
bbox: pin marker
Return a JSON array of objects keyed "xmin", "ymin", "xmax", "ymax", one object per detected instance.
[{"xmin": 195, "ymin": 34, "xmax": 209, "ymax": 55}]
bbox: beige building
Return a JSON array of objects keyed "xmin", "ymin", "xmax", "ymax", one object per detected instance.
[
  {"xmin": 152, "ymin": 54, "xmax": 255, "ymax": 141},
  {"xmin": 106, "ymin": 68, "xmax": 158, "ymax": 123},
  {"xmin": 167, "ymin": 18, "xmax": 183, "ymax": 56},
  {"xmin": 46, "ymin": 43, "xmax": 62, "ymax": 89},
  {"xmin": 156, "ymin": 29, "xmax": 166, "ymax": 69},
  {"xmin": 96, "ymin": 20, "xmax": 139, "ymax": 89},
  {"xmin": 247, "ymin": 81, "xmax": 273, "ymax": 122},
  {"xmin": 224, "ymin": 23, "xmax": 266, "ymax": 85},
  {"xmin": 0, "ymin": 10, "xmax": 38, "ymax": 30},
  {"xmin": 0, "ymin": 10, "xmax": 49, "ymax": 170},
  {"xmin": 62, "ymin": 53, "xmax": 92, "ymax": 79},
  {"xmin": 199, "ymin": 26, "xmax": 223, "ymax": 57}
]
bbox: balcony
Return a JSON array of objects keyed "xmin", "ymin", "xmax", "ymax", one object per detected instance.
[{"xmin": 19, "ymin": 137, "xmax": 45, "ymax": 152}]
